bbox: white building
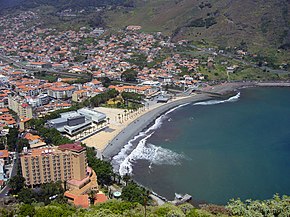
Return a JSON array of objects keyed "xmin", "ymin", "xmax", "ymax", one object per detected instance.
[
  {"xmin": 47, "ymin": 86, "xmax": 75, "ymax": 99},
  {"xmin": 0, "ymin": 75, "xmax": 8, "ymax": 83}
]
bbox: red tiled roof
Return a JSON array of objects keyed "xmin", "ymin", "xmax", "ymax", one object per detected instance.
[
  {"xmin": 77, "ymin": 197, "xmax": 88, "ymax": 208},
  {"xmin": 0, "ymin": 108, "xmax": 9, "ymax": 113},
  {"xmin": 94, "ymin": 193, "xmax": 108, "ymax": 204},
  {"xmin": 58, "ymin": 144, "xmax": 86, "ymax": 152},
  {"xmin": 0, "ymin": 150, "xmax": 9, "ymax": 158},
  {"xmin": 64, "ymin": 192, "xmax": 89, "ymax": 208}
]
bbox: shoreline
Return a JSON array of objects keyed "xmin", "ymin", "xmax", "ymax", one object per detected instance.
[
  {"xmin": 99, "ymin": 81, "xmax": 290, "ymax": 205},
  {"xmin": 101, "ymin": 81, "xmax": 290, "ymax": 159},
  {"xmin": 102, "ymin": 81, "xmax": 252, "ymax": 159},
  {"xmin": 101, "ymin": 93, "xmax": 213, "ymax": 159}
]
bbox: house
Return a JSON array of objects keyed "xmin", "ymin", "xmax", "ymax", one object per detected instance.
[
  {"xmin": 72, "ymin": 90, "xmax": 88, "ymax": 103},
  {"xmin": 0, "ymin": 150, "xmax": 10, "ymax": 165},
  {"xmin": 27, "ymin": 62, "xmax": 52, "ymax": 69},
  {"xmin": 109, "ymin": 85, "xmax": 156, "ymax": 97},
  {"xmin": 126, "ymin": 25, "xmax": 142, "ymax": 31},
  {"xmin": 24, "ymin": 133, "xmax": 46, "ymax": 149}
]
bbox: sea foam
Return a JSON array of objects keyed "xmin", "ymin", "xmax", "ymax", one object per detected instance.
[
  {"xmin": 194, "ymin": 92, "xmax": 240, "ymax": 105},
  {"xmin": 119, "ymin": 139, "xmax": 185, "ymax": 176},
  {"xmin": 112, "ymin": 103, "xmax": 189, "ymax": 176}
]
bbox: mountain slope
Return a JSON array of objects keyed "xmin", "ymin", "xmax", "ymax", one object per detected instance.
[{"xmin": 105, "ymin": 0, "xmax": 290, "ymax": 51}]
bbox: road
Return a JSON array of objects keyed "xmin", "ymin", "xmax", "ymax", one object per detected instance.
[
  {"xmin": 0, "ymin": 54, "xmax": 90, "ymax": 78},
  {"xmin": 0, "ymin": 152, "xmax": 18, "ymax": 198}
]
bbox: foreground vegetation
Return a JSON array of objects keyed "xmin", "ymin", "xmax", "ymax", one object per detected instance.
[{"xmin": 1, "ymin": 194, "xmax": 290, "ymax": 217}]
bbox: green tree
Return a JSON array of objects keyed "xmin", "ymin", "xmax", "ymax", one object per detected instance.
[
  {"xmin": 0, "ymin": 136, "xmax": 6, "ymax": 149},
  {"xmin": 99, "ymin": 77, "xmax": 111, "ymax": 88},
  {"xmin": 6, "ymin": 128, "xmax": 19, "ymax": 151},
  {"xmin": 18, "ymin": 188, "xmax": 36, "ymax": 204},
  {"xmin": 16, "ymin": 138, "xmax": 30, "ymax": 152},
  {"xmin": 88, "ymin": 190, "xmax": 97, "ymax": 205},
  {"xmin": 121, "ymin": 182, "xmax": 148, "ymax": 204},
  {"xmin": 122, "ymin": 173, "xmax": 131, "ymax": 186},
  {"xmin": 8, "ymin": 175, "xmax": 25, "ymax": 194},
  {"xmin": 226, "ymin": 194, "xmax": 290, "ymax": 217},
  {"xmin": 86, "ymin": 147, "xmax": 113, "ymax": 186},
  {"xmin": 37, "ymin": 181, "xmax": 65, "ymax": 205},
  {"xmin": 121, "ymin": 91, "xmax": 144, "ymax": 102},
  {"xmin": 0, "ymin": 208, "xmax": 15, "ymax": 217},
  {"xmin": 121, "ymin": 69, "xmax": 138, "ymax": 82},
  {"xmin": 19, "ymin": 204, "xmax": 36, "ymax": 217}
]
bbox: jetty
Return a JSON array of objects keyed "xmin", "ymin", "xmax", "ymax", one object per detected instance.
[{"xmin": 170, "ymin": 193, "xmax": 192, "ymax": 205}]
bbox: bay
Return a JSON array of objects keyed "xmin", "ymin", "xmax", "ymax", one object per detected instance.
[{"xmin": 128, "ymin": 87, "xmax": 290, "ymax": 204}]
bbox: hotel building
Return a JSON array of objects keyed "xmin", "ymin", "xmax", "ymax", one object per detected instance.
[
  {"xmin": 20, "ymin": 143, "xmax": 102, "ymax": 207},
  {"xmin": 20, "ymin": 144, "xmax": 87, "ymax": 186}
]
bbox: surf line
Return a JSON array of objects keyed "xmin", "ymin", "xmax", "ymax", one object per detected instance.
[
  {"xmin": 194, "ymin": 92, "xmax": 240, "ymax": 105},
  {"xmin": 112, "ymin": 102, "xmax": 190, "ymax": 176}
]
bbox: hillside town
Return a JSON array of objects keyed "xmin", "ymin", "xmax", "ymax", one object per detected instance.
[
  {"xmin": 0, "ymin": 6, "xmax": 272, "ymax": 210},
  {"xmin": 0, "ymin": 9, "xmax": 217, "ymax": 208},
  {"xmin": 0, "ymin": 0, "xmax": 288, "ymax": 215}
]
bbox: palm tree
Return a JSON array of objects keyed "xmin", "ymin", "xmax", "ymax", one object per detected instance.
[
  {"xmin": 63, "ymin": 180, "xmax": 67, "ymax": 191},
  {"xmin": 124, "ymin": 110, "xmax": 127, "ymax": 121},
  {"xmin": 143, "ymin": 190, "xmax": 150, "ymax": 217},
  {"xmin": 112, "ymin": 173, "xmax": 116, "ymax": 183},
  {"xmin": 122, "ymin": 173, "xmax": 131, "ymax": 186},
  {"xmin": 88, "ymin": 190, "xmax": 97, "ymax": 205},
  {"xmin": 117, "ymin": 174, "xmax": 121, "ymax": 184},
  {"xmin": 118, "ymin": 113, "xmax": 121, "ymax": 123}
]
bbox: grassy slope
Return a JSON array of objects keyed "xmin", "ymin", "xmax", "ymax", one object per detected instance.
[
  {"xmin": 105, "ymin": 0, "xmax": 290, "ymax": 57},
  {"xmin": 105, "ymin": 0, "xmax": 197, "ymax": 33}
]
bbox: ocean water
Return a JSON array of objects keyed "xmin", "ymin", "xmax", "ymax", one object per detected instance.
[{"xmin": 112, "ymin": 87, "xmax": 290, "ymax": 204}]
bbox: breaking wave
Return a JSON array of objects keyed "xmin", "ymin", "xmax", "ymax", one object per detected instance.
[
  {"xmin": 118, "ymin": 139, "xmax": 185, "ymax": 176},
  {"xmin": 194, "ymin": 92, "xmax": 240, "ymax": 105},
  {"xmin": 112, "ymin": 103, "xmax": 189, "ymax": 176}
]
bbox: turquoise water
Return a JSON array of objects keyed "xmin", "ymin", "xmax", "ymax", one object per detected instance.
[{"xmin": 120, "ymin": 87, "xmax": 290, "ymax": 204}]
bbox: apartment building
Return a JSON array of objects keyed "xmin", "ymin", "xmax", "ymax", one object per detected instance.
[
  {"xmin": 19, "ymin": 103, "xmax": 33, "ymax": 118},
  {"xmin": 109, "ymin": 85, "xmax": 156, "ymax": 96},
  {"xmin": 8, "ymin": 96, "xmax": 33, "ymax": 119},
  {"xmin": 72, "ymin": 90, "xmax": 87, "ymax": 102},
  {"xmin": 47, "ymin": 85, "xmax": 75, "ymax": 99},
  {"xmin": 20, "ymin": 143, "xmax": 87, "ymax": 187}
]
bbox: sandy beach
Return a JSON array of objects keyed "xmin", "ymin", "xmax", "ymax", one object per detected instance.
[
  {"xmin": 83, "ymin": 93, "xmax": 211, "ymax": 152},
  {"xmin": 83, "ymin": 81, "xmax": 254, "ymax": 158}
]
